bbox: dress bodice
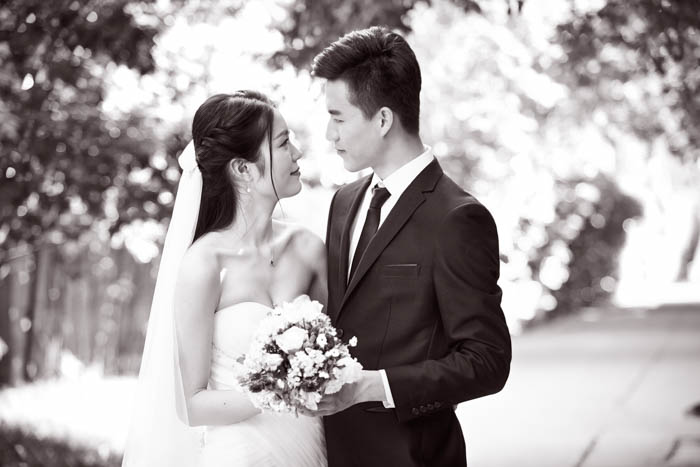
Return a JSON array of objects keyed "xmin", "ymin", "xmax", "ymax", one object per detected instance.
[
  {"xmin": 199, "ymin": 298, "xmax": 327, "ymax": 467},
  {"xmin": 208, "ymin": 302, "xmax": 271, "ymax": 391}
]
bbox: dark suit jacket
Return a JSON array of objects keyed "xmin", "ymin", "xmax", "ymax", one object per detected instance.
[{"xmin": 323, "ymin": 159, "xmax": 511, "ymax": 467}]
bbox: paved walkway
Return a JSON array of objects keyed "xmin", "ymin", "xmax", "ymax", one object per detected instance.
[{"xmin": 457, "ymin": 304, "xmax": 700, "ymax": 467}]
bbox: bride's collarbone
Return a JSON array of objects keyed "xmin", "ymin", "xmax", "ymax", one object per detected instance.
[{"xmin": 216, "ymin": 230, "xmax": 308, "ymax": 274}]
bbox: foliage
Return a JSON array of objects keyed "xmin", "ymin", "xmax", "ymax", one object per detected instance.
[
  {"xmin": 527, "ymin": 175, "xmax": 643, "ymax": 319},
  {"xmin": 549, "ymin": 0, "xmax": 700, "ymax": 295},
  {"xmin": 408, "ymin": 1, "xmax": 564, "ymax": 188},
  {"xmin": 271, "ymin": 0, "xmax": 483, "ymax": 69},
  {"xmin": 0, "ymin": 422, "xmax": 121, "ymax": 467},
  {"xmin": 0, "ymin": 0, "xmax": 186, "ymax": 386},
  {"xmin": 0, "ymin": 0, "xmax": 177, "ymax": 260},
  {"xmin": 552, "ymin": 0, "xmax": 700, "ymax": 162},
  {"xmin": 400, "ymin": 0, "xmax": 680, "ymax": 328}
]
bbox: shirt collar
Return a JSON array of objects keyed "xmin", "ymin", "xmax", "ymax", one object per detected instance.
[{"xmin": 371, "ymin": 145, "xmax": 434, "ymax": 197}]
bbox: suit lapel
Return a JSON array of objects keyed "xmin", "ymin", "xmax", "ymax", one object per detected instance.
[
  {"xmin": 335, "ymin": 175, "xmax": 372, "ymax": 316},
  {"xmin": 338, "ymin": 159, "xmax": 444, "ymax": 317}
]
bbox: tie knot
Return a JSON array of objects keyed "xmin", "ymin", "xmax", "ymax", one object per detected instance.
[{"xmin": 370, "ymin": 185, "xmax": 390, "ymax": 209}]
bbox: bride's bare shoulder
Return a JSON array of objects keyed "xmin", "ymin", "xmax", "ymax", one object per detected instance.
[
  {"xmin": 174, "ymin": 234, "xmax": 221, "ymax": 313},
  {"xmin": 274, "ymin": 220, "xmax": 325, "ymax": 265},
  {"xmin": 179, "ymin": 234, "xmax": 220, "ymax": 281}
]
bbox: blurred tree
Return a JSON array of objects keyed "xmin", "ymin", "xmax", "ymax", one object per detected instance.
[
  {"xmin": 528, "ymin": 175, "xmax": 643, "ymax": 319},
  {"xmin": 551, "ymin": 0, "xmax": 700, "ymax": 282},
  {"xmin": 0, "ymin": 0, "xmax": 176, "ymax": 384},
  {"xmin": 553, "ymin": 0, "xmax": 699, "ymax": 160},
  {"xmin": 271, "ymin": 0, "xmax": 523, "ymax": 69}
]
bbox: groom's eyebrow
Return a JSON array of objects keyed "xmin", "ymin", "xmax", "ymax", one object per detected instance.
[{"xmin": 328, "ymin": 109, "xmax": 341, "ymax": 116}]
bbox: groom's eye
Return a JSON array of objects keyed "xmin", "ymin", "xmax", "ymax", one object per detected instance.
[{"xmin": 279, "ymin": 138, "xmax": 289, "ymax": 148}]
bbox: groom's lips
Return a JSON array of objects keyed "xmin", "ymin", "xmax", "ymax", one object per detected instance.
[{"xmin": 290, "ymin": 168, "xmax": 301, "ymax": 176}]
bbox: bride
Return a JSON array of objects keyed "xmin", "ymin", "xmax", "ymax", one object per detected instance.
[{"xmin": 122, "ymin": 91, "xmax": 327, "ymax": 466}]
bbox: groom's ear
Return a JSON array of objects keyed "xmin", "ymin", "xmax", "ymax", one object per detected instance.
[{"xmin": 376, "ymin": 107, "xmax": 394, "ymax": 137}]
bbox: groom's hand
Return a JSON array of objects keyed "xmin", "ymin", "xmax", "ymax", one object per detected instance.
[{"xmin": 301, "ymin": 370, "xmax": 386, "ymax": 417}]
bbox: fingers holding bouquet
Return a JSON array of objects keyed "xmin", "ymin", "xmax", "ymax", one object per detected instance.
[{"xmin": 303, "ymin": 369, "xmax": 386, "ymax": 416}]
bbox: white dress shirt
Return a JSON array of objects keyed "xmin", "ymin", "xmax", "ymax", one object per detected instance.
[{"xmin": 347, "ymin": 146, "xmax": 434, "ymax": 408}]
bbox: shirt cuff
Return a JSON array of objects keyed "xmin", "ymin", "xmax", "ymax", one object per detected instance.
[{"xmin": 379, "ymin": 369, "xmax": 395, "ymax": 408}]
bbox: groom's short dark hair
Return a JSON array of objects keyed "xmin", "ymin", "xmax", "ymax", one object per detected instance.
[{"xmin": 312, "ymin": 26, "xmax": 421, "ymax": 135}]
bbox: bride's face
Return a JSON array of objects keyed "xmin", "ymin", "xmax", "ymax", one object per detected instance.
[{"xmin": 255, "ymin": 109, "xmax": 302, "ymax": 199}]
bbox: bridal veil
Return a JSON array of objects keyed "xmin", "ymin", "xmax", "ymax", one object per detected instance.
[{"xmin": 122, "ymin": 141, "xmax": 203, "ymax": 466}]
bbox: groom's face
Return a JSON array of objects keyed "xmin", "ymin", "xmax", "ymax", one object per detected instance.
[{"xmin": 324, "ymin": 80, "xmax": 380, "ymax": 172}]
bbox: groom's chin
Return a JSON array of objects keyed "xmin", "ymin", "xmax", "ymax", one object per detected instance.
[{"xmin": 342, "ymin": 160, "xmax": 366, "ymax": 173}]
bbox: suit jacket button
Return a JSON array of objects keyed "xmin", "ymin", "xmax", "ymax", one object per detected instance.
[
  {"xmin": 336, "ymin": 328, "xmax": 344, "ymax": 338},
  {"xmin": 427, "ymin": 403, "xmax": 434, "ymax": 410},
  {"xmin": 420, "ymin": 406, "xmax": 427, "ymax": 413},
  {"xmin": 435, "ymin": 402, "xmax": 442, "ymax": 408},
  {"xmin": 412, "ymin": 408, "xmax": 420, "ymax": 416}
]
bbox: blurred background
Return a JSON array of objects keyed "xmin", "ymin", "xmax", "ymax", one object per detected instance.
[{"xmin": 1, "ymin": 0, "xmax": 699, "ymax": 466}]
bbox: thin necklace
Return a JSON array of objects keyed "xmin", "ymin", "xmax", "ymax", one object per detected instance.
[
  {"xmin": 239, "ymin": 223, "xmax": 275, "ymax": 267},
  {"xmin": 235, "ymin": 246, "xmax": 274, "ymax": 267},
  {"xmin": 269, "ymin": 225, "xmax": 275, "ymax": 267}
]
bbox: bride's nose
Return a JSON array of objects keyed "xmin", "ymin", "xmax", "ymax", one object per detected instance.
[{"xmin": 291, "ymin": 141, "xmax": 302, "ymax": 161}]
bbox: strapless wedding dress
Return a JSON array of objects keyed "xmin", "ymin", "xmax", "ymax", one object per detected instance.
[{"xmin": 198, "ymin": 300, "xmax": 327, "ymax": 467}]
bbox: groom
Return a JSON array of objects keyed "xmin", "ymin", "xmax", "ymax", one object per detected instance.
[{"xmin": 309, "ymin": 27, "xmax": 512, "ymax": 466}]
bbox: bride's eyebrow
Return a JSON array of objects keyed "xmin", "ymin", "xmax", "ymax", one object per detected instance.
[{"xmin": 274, "ymin": 129, "xmax": 289, "ymax": 140}]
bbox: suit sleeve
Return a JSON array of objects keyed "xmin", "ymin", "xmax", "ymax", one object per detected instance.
[{"xmin": 385, "ymin": 202, "xmax": 512, "ymax": 422}]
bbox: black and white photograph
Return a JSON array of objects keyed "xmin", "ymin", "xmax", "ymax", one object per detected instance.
[{"xmin": 1, "ymin": 0, "xmax": 699, "ymax": 466}]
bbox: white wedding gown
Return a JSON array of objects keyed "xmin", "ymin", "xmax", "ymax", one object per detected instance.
[{"xmin": 198, "ymin": 301, "xmax": 327, "ymax": 467}]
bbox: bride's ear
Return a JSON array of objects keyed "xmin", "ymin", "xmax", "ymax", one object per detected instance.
[{"xmin": 228, "ymin": 158, "xmax": 254, "ymax": 184}]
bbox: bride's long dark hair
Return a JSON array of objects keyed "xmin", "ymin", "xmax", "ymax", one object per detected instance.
[{"xmin": 191, "ymin": 91, "xmax": 277, "ymax": 242}]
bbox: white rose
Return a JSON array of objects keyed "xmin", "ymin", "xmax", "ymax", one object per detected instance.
[
  {"xmin": 337, "ymin": 356, "xmax": 363, "ymax": 383},
  {"xmin": 299, "ymin": 390, "xmax": 322, "ymax": 410},
  {"xmin": 275, "ymin": 326, "xmax": 309, "ymax": 353},
  {"xmin": 324, "ymin": 378, "xmax": 343, "ymax": 394},
  {"xmin": 262, "ymin": 353, "xmax": 283, "ymax": 369},
  {"xmin": 348, "ymin": 336, "xmax": 358, "ymax": 347},
  {"xmin": 316, "ymin": 334, "xmax": 328, "ymax": 347}
]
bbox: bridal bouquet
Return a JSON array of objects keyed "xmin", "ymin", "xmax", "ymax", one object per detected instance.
[{"xmin": 236, "ymin": 295, "xmax": 363, "ymax": 413}]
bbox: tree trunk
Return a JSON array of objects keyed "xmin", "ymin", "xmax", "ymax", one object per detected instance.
[
  {"xmin": 22, "ymin": 247, "xmax": 40, "ymax": 381},
  {"xmin": 27, "ymin": 245, "xmax": 56, "ymax": 379},
  {"xmin": 6, "ymin": 245, "xmax": 33, "ymax": 385},
  {"xmin": 676, "ymin": 205, "xmax": 699, "ymax": 281},
  {"xmin": 0, "ymin": 271, "xmax": 12, "ymax": 386}
]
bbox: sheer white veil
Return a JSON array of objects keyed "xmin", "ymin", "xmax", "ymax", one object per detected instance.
[{"xmin": 122, "ymin": 141, "xmax": 203, "ymax": 466}]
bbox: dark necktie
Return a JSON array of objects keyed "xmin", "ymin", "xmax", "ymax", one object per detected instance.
[{"xmin": 350, "ymin": 184, "xmax": 390, "ymax": 280}]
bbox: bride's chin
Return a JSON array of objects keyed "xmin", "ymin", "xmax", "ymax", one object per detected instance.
[{"xmin": 279, "ymin": 183, "xmax": 302, "ymax": 199}]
